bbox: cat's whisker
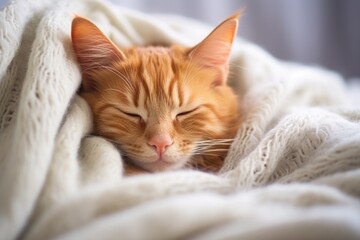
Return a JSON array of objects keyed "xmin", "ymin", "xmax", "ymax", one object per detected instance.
[
  {"xmin": 192, "ymin": 149, "xmax": 228, "ymax": 155},
  {"xmin": 193, "ymin": 142, "xmax": 233, "ymax": 152},
  {"xmin": 105, "ymin": 66, "xmax": 132, "ymax": 83},
  {"xmin": 200, "ymin": 148, "xmax": 228, "ymax": 152},
  {"xmin": 195, "ymin": 139, "xmax": 234, "ymax": 147},
  {"xmin": 100, "ymin": 66, "xmax": 136, "ymax": 93},
  {"xmin": 192, "ymin": 146, "xmax": 226, "ymax": 152},
  {"xmin": 193, "ymin": 153, "xmax": 223, "ymax": 158},
  {"xmin": 99, "ymin": 65, "xmax": 129, "ymax": 83},
  {"xmin": 192, "ymin": 148, "xmax": 229, "ymax": 154},
  {"xmin": 196, "ymin": 140, "xmax": 233, "ymax": 145},
  {"xmin": 194, "ymin": 144, "xmax": 232, "ymax": 149},
  {"xmin": 196, "ymin": 138, "xmax": 234, "ymax": 142},
  {"xmin": 197, "ymin": 143, "xmax": 232, "ymax": 147},
  {"xmin": 205, "ymin": 142, "xmax": 232, "ymax": 146},
  {"xmin": 102, "ymin": 88, "xmax": 128, "ymax": 96}
]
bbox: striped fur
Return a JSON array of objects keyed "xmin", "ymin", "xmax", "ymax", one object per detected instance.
[{"xmin": 72, "ymin": 14, "xmax": 241, "ymax": 173}]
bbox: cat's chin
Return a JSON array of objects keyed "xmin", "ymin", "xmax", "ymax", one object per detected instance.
[{"xmin": 134, "ymin": 157, "xmax": 189, "ymax": 172}]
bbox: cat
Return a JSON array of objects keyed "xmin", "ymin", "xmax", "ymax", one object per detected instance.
[{"xmin": 71, "ymin": 12, "xmax": 241, "ymax": 175}]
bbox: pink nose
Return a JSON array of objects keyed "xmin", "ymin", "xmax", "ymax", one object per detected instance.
[{"xmin": 147, "ymin": 134, "xmax": 174, "ymax": 156}]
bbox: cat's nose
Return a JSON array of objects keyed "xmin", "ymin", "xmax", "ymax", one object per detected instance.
[{"xmin": 147, "ymin": 134, "xmax": 174, "ymax": 156}]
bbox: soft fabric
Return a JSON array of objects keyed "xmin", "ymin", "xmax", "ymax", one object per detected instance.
[{"xmin": 1, "ymin": 0, "xmax": 360, "ymax": 239}]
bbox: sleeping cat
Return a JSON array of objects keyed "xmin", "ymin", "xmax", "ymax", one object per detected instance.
[{"xmin": 71, "ymin": 13, "xmax": 241, "ymax": 174}]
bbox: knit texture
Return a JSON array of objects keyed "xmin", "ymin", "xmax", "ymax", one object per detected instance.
[{"xmin": 1, "ymin": 0, "xmax": 360, "ymax": 239}]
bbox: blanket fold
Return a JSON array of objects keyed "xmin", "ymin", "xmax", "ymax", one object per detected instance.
[{"xmin": 0, "ymin": 0, "xmax": 359, "ymax": 239}]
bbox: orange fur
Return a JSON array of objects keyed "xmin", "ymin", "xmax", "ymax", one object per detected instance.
[{"xmin": 71, "ymin": 13, "xmax": 241, "ymax": 174}]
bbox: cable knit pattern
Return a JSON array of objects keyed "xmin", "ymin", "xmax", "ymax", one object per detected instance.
[{"xmin": 1, "ymin": 0, "xmax": 360, "ymax": 239}]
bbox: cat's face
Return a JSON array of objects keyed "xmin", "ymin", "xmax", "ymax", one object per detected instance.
[{"xmin": 72, "ymin": 14, "xmax": 240, "ymax": 172}]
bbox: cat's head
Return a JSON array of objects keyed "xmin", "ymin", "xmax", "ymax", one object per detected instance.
[{"xmin": 71, "ymin": 13, "xmax": 240, "ymax": 172}]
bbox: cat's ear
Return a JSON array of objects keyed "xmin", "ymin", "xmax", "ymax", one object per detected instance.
[
  {"xmin": 71, "ymin": 16, "xmax": 125, "ymax": 90},
  {"xmin": 188, "ymin": 11, "xmax": 241, "ymax": 85}
]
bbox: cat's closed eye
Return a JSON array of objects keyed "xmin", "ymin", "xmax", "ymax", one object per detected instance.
[
  {"xmin": 176, "ymin": 107, "xmax": 199, "ymax": 120},
  {"xmin": 114, "ymin": 107, "xmax": 143, "ymax": 121}
]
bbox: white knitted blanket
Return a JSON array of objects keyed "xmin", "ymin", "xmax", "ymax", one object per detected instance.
[{"xmin": 1, "ymin": 0, "xmax": 360, "ymax": 239}]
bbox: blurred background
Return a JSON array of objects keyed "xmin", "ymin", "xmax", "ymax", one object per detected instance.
[
  {"xmin": 112, "ymin": 0, "xmax": 359, "ymax": 79},
  {"xmin": 1, "ymin": 0, "xmax": 359, "ymax": 79}
]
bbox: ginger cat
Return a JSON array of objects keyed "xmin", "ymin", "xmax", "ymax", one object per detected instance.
[{"xmin": 71, "ymin": 13, "xmax": 240, "ymax": 174}]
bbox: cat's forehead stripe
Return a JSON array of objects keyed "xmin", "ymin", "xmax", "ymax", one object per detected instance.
[
  {"xmin": 139, "ymin": 73, "xmax": 150, "ymax": 98},
  {"xmin": 137, "ymin": 87, "xmax": 146, "ymax": 109},
  {"xmin": 176, "ymin": 79, "xmax": 184, "ymax": 107},
  {"xmin": 167, "ymin": 76, "xmax": 180, "ymax": 107},
  {"xmin": 132, "ymin": 83, "xmax": 140, "ymax": 107},
  {"xmin": 137, "ymin": 49, "xmax": 177, "ymax": 106}
]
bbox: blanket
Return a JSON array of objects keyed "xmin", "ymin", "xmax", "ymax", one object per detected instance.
[{"xmin": 1, "ymin": 0, "xmax": 360, "ymax": 239}]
